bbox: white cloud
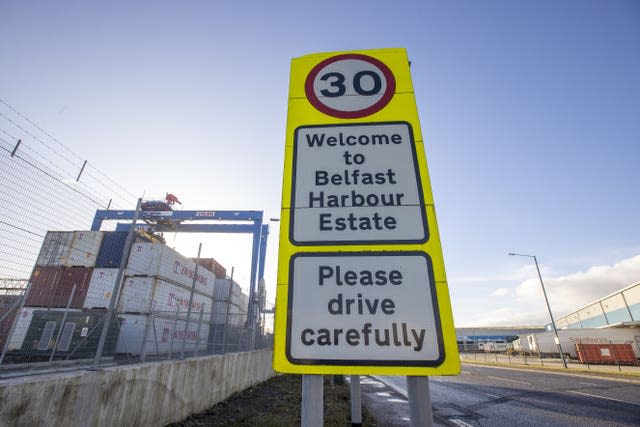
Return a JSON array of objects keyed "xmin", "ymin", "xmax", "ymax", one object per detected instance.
[
  {"xmin": 454, "ymin": 254, "xmax": 640, "ymax": 327},
  {"xmin": 490, "ymin": 288, "xmax": 511, "ymax": 297},
  {"xmin": 514, "ymin": 254, "xmax": 640, "ymax": 316}
]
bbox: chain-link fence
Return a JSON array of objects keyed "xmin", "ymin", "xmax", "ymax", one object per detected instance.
[
  {"xmin": 458, "ymin": 340, "xmax": 640, "ymax": 373},
  {"xmin": 0, "ymin": 230, "xmax": 274, "ymax": 375},
  {"xmin": 0, "ymin": 101, "xmax": 273, "ymax": 377}
]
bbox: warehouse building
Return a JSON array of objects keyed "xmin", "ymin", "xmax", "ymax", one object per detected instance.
[{"xmin": 456, "ymin": 326, "xmax": 545, "ymax": 351}]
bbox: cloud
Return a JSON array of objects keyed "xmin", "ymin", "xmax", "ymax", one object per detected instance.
[
  {"xmin": 455, "ymin": 254, "xmax": 640, "ymax": 327},
  {"xmin": 450, "ymin": 264, "xmax": 538, "ymax": 283},
  {"xmin": 459, "ymin": 308, "xmax": 548, "ymax": 327},
  {"xmin": 514, "ymin": 254, "xmax": 640, "ymax": 316},
  {"xmin": 490, "ymin": 288, "xmax": 511, "ymax": 297}
]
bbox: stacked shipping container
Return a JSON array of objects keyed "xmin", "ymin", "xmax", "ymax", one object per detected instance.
[
  {"xmin": 115, "ymin": 242, "xmax": 216, "ymax": 355},
  {"xmin": 3, "ymin": 230, "xmax": 251, "ymax": 359}
]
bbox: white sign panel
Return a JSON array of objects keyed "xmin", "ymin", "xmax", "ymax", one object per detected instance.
[
  {"xmin": 287, "ymin": 252, "xmax": 443, "ymax": 365},
  {"xmin": 291, "ymin": 122, "xmax": 427, "ymax": 245}
]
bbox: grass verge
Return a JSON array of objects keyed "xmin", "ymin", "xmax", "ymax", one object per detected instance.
[{"xmin": 168, "ymin": 374, "xmax": 377, "ymax": 426}]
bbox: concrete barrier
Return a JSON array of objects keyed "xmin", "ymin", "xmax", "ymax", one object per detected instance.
[{"xmin": 0, "ymin": 349, "xmax": 275, "ymax": 426}]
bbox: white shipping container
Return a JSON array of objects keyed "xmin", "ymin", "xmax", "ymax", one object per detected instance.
[
  {"xmin": 116, "ymin": 314, "xmax": 208, "ymax": 355},
  {"xmin": 117, "ymin": 277, "xmax": 155, "ymax": 313},
  {"xmin": 84, "ymin": 268, "xmax": 118, "ymax": 309},
  {"xmin": 127, "ymin": 243, "xmax": 215, "ymax": 296},
  {"xmin": 214, "ymin": 278, "xmax": 249, "ymax": 311},
  {"xmin": 36, "ymin": 231, "xmax": 104, "ymax": 267},
  {"xmin": 211, "ymin": 301, "xmax": 246, "ymax": 326},
  {"xmin": 117, "ymin": 277, "xmax": 211, "ymax": 322},
  {"xmin": 525, "ymin": 328, "xmax": 640, "ymax": 358}
]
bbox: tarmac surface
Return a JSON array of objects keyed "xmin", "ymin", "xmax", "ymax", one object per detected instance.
[{"xmin": 359, "ymin": 361, "xmax": 640, "ymax": 426}]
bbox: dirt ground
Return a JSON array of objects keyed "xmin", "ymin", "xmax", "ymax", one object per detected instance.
[{"xmin": 169, "ymin": 374, "xmax": 378, "ymax": 426}]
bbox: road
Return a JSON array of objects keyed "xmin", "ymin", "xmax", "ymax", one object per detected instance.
[{"xmin": 374, "ymin": 364, "xmax": 640, "ymax": 426}]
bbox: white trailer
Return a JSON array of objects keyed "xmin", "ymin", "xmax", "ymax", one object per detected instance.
[{"xmin": 522, "ymin": 328, "xmax": 640, "ymax": 359}]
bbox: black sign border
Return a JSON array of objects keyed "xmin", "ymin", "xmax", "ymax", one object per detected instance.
[
  {"xmin": 290, "ymin": 121, "xmax": 429, "ymax": 246},
  {"xmin": 285, "ymin": 251, "xmax": 445, "ymax": 367}
]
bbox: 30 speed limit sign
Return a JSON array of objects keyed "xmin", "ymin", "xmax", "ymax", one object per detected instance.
[{"xmin": 305, "ymin": 53, "xmax": 396, "ymax": 119}]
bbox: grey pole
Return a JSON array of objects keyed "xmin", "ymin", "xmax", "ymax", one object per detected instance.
[
  {"xmin": 221, "ymin": 267, "xmax": 234, "ymax": 353},
  {"xmin": 181, "ymin": 243, "xmax": 202, "ymax": 358},
  {"xmin": 301, "ymin": 375, "xmax": 323, "ymax": 427},
  {"xmin": 509, "ymin": 253, "xmax": 568, "ymax": 369},
  {"xmin": 92, "ymin": 197, "xmax": 142, "ymax": 368},
  {"xmin": 532, "ymin": 256, "xmax": 568, "ymax": 368},
  {"xmin": 349, "ymin": 375, "xmax": 362, "ymax": 427},
  {"xmin": 407, "ymin": 376, "xmax": 433, "ymax": 427},
  {"xmin": 194, "ymin": 307, "xmax": 204, "ymax": 357}
]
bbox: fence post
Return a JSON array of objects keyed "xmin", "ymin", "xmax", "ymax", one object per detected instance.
[
  {"xmin": 141, "ymin": 305, "xmax": 155, "ymax": 362},
  {"xmin": 92, "ymin": 197, "xmax": 142, "ymax": 369},
  {"xmin": 49, "ymin": 285, "xmax": 76, "ymax": 362},
  {"xmin": 609, "ymin": 340, "xmax": 621, "ymax": 372},
  {"xmin": 221, "ymin": 267, "xmax": 234, "ymax": 354},
  {"xmin": 181, "ymin": 243, "xmax": 202, "ymax": 359},
  {"xmin": 581, "ymin": 339, "xmax": 590, "ymax": 370},
  {"xmin": 168, "ymin": 306, "xmax": 179, "ymax": 360},
  {"xmin": 194, "ymin": 307, "xmax": 204, "ymax": 357}
]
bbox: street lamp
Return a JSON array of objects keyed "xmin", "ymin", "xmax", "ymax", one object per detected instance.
[{"xmin": 508, "ymin": 252, "xmax": 568, "ymax": 369}]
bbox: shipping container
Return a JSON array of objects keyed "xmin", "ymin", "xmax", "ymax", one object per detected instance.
[
  {"xmin": 95, "ymin": 232, "xmax": 128, "ymax": 268},
  {"xmin": 84, "ymin": 268, "xmax": 118, "ymax": 309},
  {"xmin": 19, "ymin": 309, "xmax": 118, "ymax": 359},
  {"xmin": 95, "ymin": 231, "xmax": 156, "ymax": 268},
  {"xmin": 211, "ymin": 301, "xmax": 247, "ymax": 326},
  {"xmin": 575, "ymin": 343, "xmax": 638, "ymax": 366},
  {"xmin": 6, "ymin": 307, "xmax": 82, "ymax": 351},
  {"xmin": 0, "ymin": 302, "xmax": 20, "ymax": 350},
  {"xmin": 36, "ymin": 231, "xmax": 103, "ymax": 268},
  {"xmin": 523, "ymin": 328, "xmax": 640, "ymax": 359},
  {"xmin": 116, "ymin": 314, "xmax": 208, "ymax": 355},
  {"xmin": 26, "ymin": 267, "xmax": 93, "ymax": 308},
  {"xmin": 214, "ymin": 278, "xmax": 249, "ymax": 310},
  {"xmin": 127, "ymin": 243, "xmax": 215, "ymax": 296},
  {"xmin": 193, "ymin": 258, "xmax": 227, "ymax": 279},
  {"xmin": 117, "ymin": 277, "xmax": 211, "ymax": 322}
]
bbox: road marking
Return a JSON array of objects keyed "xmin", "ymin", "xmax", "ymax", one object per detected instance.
[
  {"xmin": 372, "ymin": 376, "xmax": 408, "ymax": 397},
  {"xmin": 461, "ymin": 370, "xmax": 469, "ymax": 374},
  {"xmin": 487, "ymin": 376, "xmax": 531, "ymax": 385},
  {"xmin": 462, "ymin": 362, "xmax": 640, "ymax": 385},
  {"xmin": 387, "ymin": 398, "xmax": 407, "ymax": 403},
  {"xmin": 450, "ymin": 419, "xmax": 474, "ymax": 427},
  {"xmin": 486, "ymin": 393, "xmax": 501, "ymax": 399},
  {"xmin": 376, "ymin": 392, "xmax": 391, "ymax": 397},
  {"xmin": 566, "ymin": 390, "xmax": 640, "ymax": 407},
  {"xmin": 578, "ymin": 381, "xmax": 597, "ymax": 386}
]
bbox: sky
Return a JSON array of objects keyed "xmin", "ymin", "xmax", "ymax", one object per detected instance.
[{"xmin": 1, "ymin": 1, "xmax": 639, "ymax": 328}]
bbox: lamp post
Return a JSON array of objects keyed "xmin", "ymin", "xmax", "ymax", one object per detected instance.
[{"xmin": 508, "ymin": 252, "xmax": 568, "ymax": 369}]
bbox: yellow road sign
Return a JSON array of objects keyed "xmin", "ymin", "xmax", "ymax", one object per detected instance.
[{"xmin": 273, "ymin": 48, "xmax": 460, "ymax": 376}]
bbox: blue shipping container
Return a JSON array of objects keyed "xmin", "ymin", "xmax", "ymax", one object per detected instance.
[{"xmin": 95, "ymin": 232, "xmax": 128, "ymax": 268}]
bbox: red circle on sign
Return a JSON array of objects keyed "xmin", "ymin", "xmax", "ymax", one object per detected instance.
[{"xmin": 304, "ymin": 53, "xmax": 396, "ymax": 119}]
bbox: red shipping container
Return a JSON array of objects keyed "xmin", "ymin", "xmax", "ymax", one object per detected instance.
[
  {"xmin": 26, "ymin": 267, "xmax": 92, "ymax": 308},
  {"xmin": 575, "ymin": 343, "xmax": 638, "ymax": 366},
  {"xmin": 193, "ymin": 258, "xmax": 227, "ymax": 279}
]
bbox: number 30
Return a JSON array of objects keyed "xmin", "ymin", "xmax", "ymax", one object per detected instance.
[{"xmin": 320, "ymin": 71, "xmax": 382, "ymax": 98}]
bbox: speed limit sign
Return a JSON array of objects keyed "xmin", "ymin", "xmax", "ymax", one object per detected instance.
[{"xmin": 304, "ymin": 53, "xmax": 396, "ymax": 119}]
